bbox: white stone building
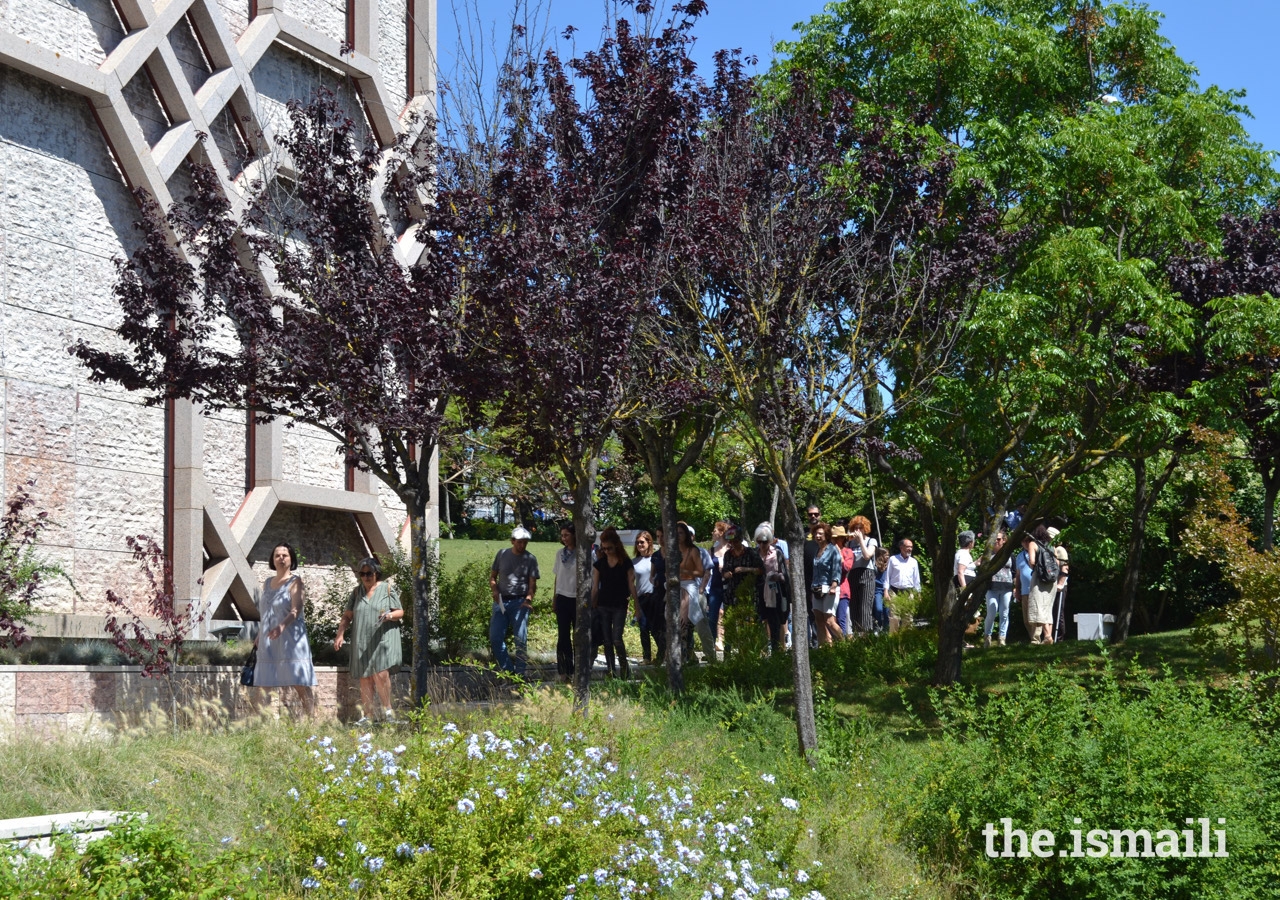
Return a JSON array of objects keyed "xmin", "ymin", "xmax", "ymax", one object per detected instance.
[{"xmin": 0, "ymin": 0, "xmax": 438, "ymax": 637}]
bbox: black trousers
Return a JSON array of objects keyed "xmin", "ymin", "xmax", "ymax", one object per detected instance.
[
  {"xmin": 760, "ymin": 604, "xmax": 785, "ymax": 652},
  {"xmin": 553, "ymin": 594, "xmax": 575, "ymax": 676},
  {"xmin": 597, "ymin": 605, "xmax": 630, "ymax": 678},
  {"xmin": 638, "ymin": 591, "xmax": 666, "ymax": 663}
]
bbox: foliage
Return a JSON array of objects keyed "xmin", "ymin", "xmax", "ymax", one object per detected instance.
[
  {"xmin": 103, "ymin": 535, "xmax": 201, "ymax": 679},
  {"xmin": 893, "ymin": 660, "xmax": 1279, "ymax": 899},
  {"xmin": 434, "ymin": 561, "xmax": 493, "ymax": 659},
  {"xmin": 1170, "ymin": 205, "xmax": 1280, "ymax": 548},
  {"xmin": 777, "ymin": 0, "xmax": 1277, "ymax": 680},
  {"xmin": 1182, "ymin": 428, "xmax": 1280, "ymax": 670},
  {"xmin": 306, "ymin": 562, "xmax": 356, "ymax": 665},
  {"xmin": 0, "ymin": 479, "xmax": 70, "ymax": 649},
  {"xmin": 281, "ymin": 718, "xmax": 819, "ymax": 899},
  {"xmin": 0, "ymin": 817, "xmax": 269, "ymax": 899}
]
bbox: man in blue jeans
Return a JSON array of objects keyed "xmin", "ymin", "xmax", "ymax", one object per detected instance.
[{"xmin": 489, "ymin": 526, "xmax": 540, "ymax": 676}]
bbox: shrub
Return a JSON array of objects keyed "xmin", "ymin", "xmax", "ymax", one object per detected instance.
[
  {"xmin": 435, "ymin": 561, "xmax": 492, "ymax": 659},
  {"xmin": 0, "ymin": 479, "xmax": 72, "ymax": 649},
  {"xmin": 53, "ymin": 640, "xmax": 124, "ymax": 666},
  {"xmin": 274, "ymin": 719, "xmax": 822, "ymax": 899},
  {"xmin": 892, "ymin": 660, "xmax": 1280, "ymax": 899},
  {"xmin": 0, "ymin": 816, "xmax": 268, "ymax": 898}
]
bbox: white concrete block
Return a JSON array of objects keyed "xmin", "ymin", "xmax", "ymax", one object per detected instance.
[
  {"xmin": 250, "ymin": 43, "xmax": 368, "ymax": 139},
  {"xmin": 75, "ymin": 393, "xmax": 165, "ymax": 476},
  {"xmin": 4, "ymin": 452, "xmax": 76, "ymax": 544},
  {"xmin": 379, "ymin": 0, "xmax": 408, "ymax": 111},
  {"xmin": 0, "ymin": 0, "xmax": 125, "ymax": 67},
  {"xmin": 216, "ymin": 0, "xmax": 249, "ymax": 39},
  {"xmin": 285, "ymin": 0, "xmax": 348, "ymax": 46},
  {"xmin": 72, "ymin": 463, "xmax": 164, "ymax": 553},
  {"xmin": 4, "ymin": 380, "xmax": 75, "ymax": 463}
]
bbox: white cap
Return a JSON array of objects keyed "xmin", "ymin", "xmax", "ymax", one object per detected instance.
[
  {"xmin": 1046, "ymin": 526, "xmax": 1061, "ymax": 539},
  {"xmin": 511, "ymin": 526, "xmax": 533, "ymax": 541}
]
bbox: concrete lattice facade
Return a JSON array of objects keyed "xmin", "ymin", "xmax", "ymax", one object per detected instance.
[{"xmin": 0, "ymin": 0, "xmax": 438, "ymax": 636}]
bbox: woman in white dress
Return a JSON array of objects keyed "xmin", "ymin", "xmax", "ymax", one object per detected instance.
[{"xmin": 255, "ymin": 542, "xmax": 316, "ymax": 715}]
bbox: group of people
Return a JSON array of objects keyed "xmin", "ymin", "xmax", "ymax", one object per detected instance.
[
  {"xmin": 249, "ymin": 542, "xmax": 405, "ymax": 722},
  {"xmin": 486, "ymin": 503, "xmax": 932, "ymax": 680},
  {"xmin": 960, "ymin": 521, "xmax": 1070, "ymax": 648}
]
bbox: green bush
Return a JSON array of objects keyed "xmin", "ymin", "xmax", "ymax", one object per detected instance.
[
  {"xmin": 275, "ymin": 719, "xmax": 816, "ymax": 899},
  {"xmin": 892, "ymin": 660, "xmax": 1280, "ymax": 899},
  {"xmin": 0, "ymin": 817, "xmax": 268, "ymax": 898},
  {"xmin": 435, "ymin": 561, "xmax": 492, "ymax": 659}
]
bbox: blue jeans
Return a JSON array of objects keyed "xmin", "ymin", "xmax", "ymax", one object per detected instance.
[
  {"xmin": 873, "ymin": 590, "xmax": 890, "ymax": 633},
  {"xmin": 707, "ymin": 587, "xmax": 724, "ymax": 642},
  {"xmin": 489, "ymin": 596, "xmax": 529, "ymax": 675},
  {"xmin": 984, "ymin": 586, "xmax": 1013, "ymax": 640},
  {"xmin": 836, "ymin": 596, "xmax": 850, "ymax": 636}
]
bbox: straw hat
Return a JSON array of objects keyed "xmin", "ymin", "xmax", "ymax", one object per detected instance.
[{"xmin": 830, "ymin": 525, "xmax": 848, "ymax": 539}]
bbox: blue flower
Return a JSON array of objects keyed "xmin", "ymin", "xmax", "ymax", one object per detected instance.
[
  {"xmin": 349, "ymin": 877, "xmax": 364, "ymax": 890},
  {"xmin": 395, "ymin": 842, "xmax": 414, "ymax": 859},
  {"xmin": 314, "ymin": 856, "xmax": 327, "ymax": 870},
  {"xmin": 457, "ymin": 798, "xmax": 476, "ymax": 814},
  {"xmin": 301, "ymin": 876, "xmax": 320, "ymax": 889},
  {"xmin": 365, "ymin": 856, "xmax": 384, "ymax": 872}
]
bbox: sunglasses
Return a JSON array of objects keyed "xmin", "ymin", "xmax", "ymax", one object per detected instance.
[{"xmin": 358, "ymin": 570, "xmax": 376, "ymax": 578}]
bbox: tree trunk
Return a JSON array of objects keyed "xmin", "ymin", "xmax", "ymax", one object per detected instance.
[
  {"xmin": 777, "ymin": 495, "xmax": 818, "ymax": 765},
  {"xmin": 1262, "ymin": 464, "xmax": 1279, "ymax": 552},
  {"xmin": 931, "ymin": 535, "xmax": 966, "ymax": 685},
  {"xmin": 1112, "ymin": 453, "xmax": 1179, "ymax": 645},
  {"xmin": 657, "ymin": 479, "xmax": 684, "ymax": 695},
  {"xmin": 572, "ymin": 459, "xmax": 600, "ymax": 713},
  {"xmin": 410, "ymin": 496, "xmax": 436, "ymax": 705}
]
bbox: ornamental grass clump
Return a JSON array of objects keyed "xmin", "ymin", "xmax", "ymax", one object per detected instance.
[{"xmin": 280, "ymin": 722, "xmax": 825, "ymax": 899}]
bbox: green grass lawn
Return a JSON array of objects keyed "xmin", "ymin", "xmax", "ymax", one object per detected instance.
[{"xmin": 438, "ymin": 539, "xmax": 560, "ymax": 590}]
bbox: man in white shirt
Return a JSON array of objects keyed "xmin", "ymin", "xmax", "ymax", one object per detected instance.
[
  {"xmin": 886, "ymin": 537, "xmax": 922, "ymax": 591},
  {"xmin": 885, "ymin": 537, "xmax": 922, "ymax": 629}
]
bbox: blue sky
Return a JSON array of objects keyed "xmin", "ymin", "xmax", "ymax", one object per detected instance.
[{"xmin": 438, "ymin": 0, "xmax": 1280, "ymax": 153}]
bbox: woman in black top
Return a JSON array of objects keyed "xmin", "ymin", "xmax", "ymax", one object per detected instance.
[{"xmin": 591, "ymin": 526, "xmax": 639, "ymax": 679}]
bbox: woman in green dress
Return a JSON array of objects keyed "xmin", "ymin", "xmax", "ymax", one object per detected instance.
[{"xmin": 333, "ymin": 556, "xmax": 403, "ymax": 722}]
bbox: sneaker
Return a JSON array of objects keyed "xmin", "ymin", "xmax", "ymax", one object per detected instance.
[
  {"xmin": 383, "ymin": 709, "xmax": 397, "ymax": 723},
  {"xmin": 354, "ymin": 716, "xmax": 371, "ymax": 727},
  {"xmin": 983, "ymin": 635, "xmax": 992, "ymax": 648},
  {"xmin": 997, "ymin": 637, "xmax": 1006, "ymax": 647}
]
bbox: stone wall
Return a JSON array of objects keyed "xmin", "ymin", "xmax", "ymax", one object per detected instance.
[
  {"xmin": 0, "ymin": 664, "xmax": 411, "ymax": 740},
  {"xmin": 1, "ymin": 0, "xmax": 434, "ymax": 634},
  {"xmin": 0, "ymin": 662, "xmax": 538, "ymax": 741}
]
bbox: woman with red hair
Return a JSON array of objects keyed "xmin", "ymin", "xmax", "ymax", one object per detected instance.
[{"xmin": 846, "ymin": 516, "xmax": 878, "ymax": 635}]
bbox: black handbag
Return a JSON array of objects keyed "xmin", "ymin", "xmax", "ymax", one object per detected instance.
[{"xmin": 240, "ymin": 646, "xmax": 257, "ymax": 686}]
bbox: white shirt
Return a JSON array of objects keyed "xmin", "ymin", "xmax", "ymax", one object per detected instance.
[
  {"xmin": 554, "ymin": 546, "xmax": 578, "ymax": 597},
  {"xmin": 954, "ymin": 548, "xmax": 976, "ymax": 582},
  {"xmin": 850, "ymin": 534, "xmax": 877, "ymax": 568},
  {"xmin": 886, "ymin": 553, "xmax": 921, "ymax": 590}
]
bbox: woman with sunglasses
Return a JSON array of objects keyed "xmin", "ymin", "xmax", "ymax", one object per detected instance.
[{"xmin": 334, "ymin": 556, "xmax": 403, "ymax": 722}]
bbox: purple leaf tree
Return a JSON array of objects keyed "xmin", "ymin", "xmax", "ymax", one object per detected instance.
[{"xmin": 72, "ymin": 91, "xmax": 495, "ymax": 703}]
